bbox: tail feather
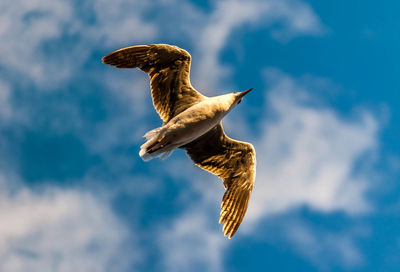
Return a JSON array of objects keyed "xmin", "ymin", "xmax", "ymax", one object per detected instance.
[
  {"xmin": 139, "ymin": 150, "xmax": 157, "ymax": 162},
  {"xmin": 140, "ymin": 149, "xmax": 174, "ymax": 162},
  {"xmin": 143, "ymin": 127, "xmax": 162, "ymax": 140},
  {"xmin": 139, "ymin": 127, "xmax": 173, "ymax": 161},
  {"xmin": 160, "ymin": 150, "xmax": 173, "ymax": 160}
]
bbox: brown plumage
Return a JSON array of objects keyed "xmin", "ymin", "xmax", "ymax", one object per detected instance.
[
  {"xmin": 183, "ymin": 125, "xmax": 255, "ymax": 238},
  {"xmin": 102, "ymin": 44, "xmax": 205, "ymax": 122},
  {"xmin": 103, "ymin": 44, "xmax": 256, "ymax": 239}
]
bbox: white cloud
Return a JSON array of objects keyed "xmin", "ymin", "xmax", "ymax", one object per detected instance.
[
  {"xmin": 0, "ymin": 0, "xmax": 156, "ymax": 85},
  {"xmin": 159, "ymin": 209, "xmax": 226, "ymax": 272},
  {"xmin": 266, "ymin": 0, "xmax": 325, "ymax": 41},
  {"xmin": 193, "ymin": 0, "xmax": 325, "ymax": 91},
  {"xmin": 0, "ymin": 79, "xmax": 12, "ymax": 120},
  {"xmin": 283, "ymin": 219, "xmax": 366, "ymax": 269},
  {"xmin": 0, "ymin": 0, "xmax": 323, "ymax": 90},
  {"xmin": 194, "ymin": 0, "xmax": 263, "ymax": 91},
  {"xmin": 245, "ymin": 69, "xmax": 378, "ymax": 225},
  {"xmin": 89, "ymin": 0, "xmax": 157, "ymax": 46},
  {"xmin": 0, "ymin": 0, "xmax": 74, "ymax": 84},
  {"xmin": 153, "ymin": 157, "xmax": 227, "ymax": 272},
  {"xmin": 0, "ymin": 175, "xmax": 136, "ymax": 272}
]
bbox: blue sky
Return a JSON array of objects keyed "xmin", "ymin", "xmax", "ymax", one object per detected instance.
[{"xmin": 0, "ymin": 0, "xmax": 399, "ymax": 271}]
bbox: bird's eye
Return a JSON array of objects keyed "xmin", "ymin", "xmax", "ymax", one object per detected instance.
[{"xmin": 237, "ymin": 99, "xmax": 242, "ymax": 105}]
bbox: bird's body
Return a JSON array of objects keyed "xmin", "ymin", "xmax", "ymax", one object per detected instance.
[
  {"xmin": 103, "ymin": 44, "xmax": 256, "ymax": 239},
  {"xmin": 140, "ymin": 93, "xmax": 238, "ymax": 161}
]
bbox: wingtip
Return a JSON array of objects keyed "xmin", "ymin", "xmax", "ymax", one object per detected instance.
[
  {"xmin": 223, "ymin": 229, "xmax": 233, "ymax": 239},
  {"xmin": 101, "ymin": 54, "xmax": 111, "ymax": 65},
  {"xmin": 101, "ymin": 51, "xmax": 119, "ymax": 66}
]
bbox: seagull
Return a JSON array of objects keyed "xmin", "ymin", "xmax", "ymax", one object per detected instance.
[{"xmin": 102, "ymin": 44, "xmax": 256, "ymax": 239}]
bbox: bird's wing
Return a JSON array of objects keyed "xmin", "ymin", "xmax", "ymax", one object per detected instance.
[
  {"xmin": 183, "ymin": 124, "xmax": 256, "ymax": 239},
  {"xmin": 102, "ymin": 44, "xmax": 205, "ymax": 122}
]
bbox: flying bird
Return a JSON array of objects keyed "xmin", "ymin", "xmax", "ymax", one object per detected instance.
[{"xmin": 102, "ymin": 44, "xmax": 256, "ymax": 239}]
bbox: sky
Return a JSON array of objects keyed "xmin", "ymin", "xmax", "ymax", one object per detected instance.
[{"xmin": 0, "ymin": 0, "xmax": 399, "ymax": 271}]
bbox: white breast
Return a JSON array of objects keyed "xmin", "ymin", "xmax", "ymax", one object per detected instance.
[{"xmin": 164, "ymin": 98, "xmax": 229, "ymax": 146}]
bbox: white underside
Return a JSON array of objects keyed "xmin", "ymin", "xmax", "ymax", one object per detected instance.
[{"xmin": 139, "ymin": 95, "xmax": 233, "ymax": 161}]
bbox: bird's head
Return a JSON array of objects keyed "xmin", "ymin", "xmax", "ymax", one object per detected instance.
[
  {"xmin": 232, "ymin": 88, "xmax": 253, "ymax": 107},
  {"xmin": 217, "ymin": 88, "xmax": 253, "ymax": 112}
]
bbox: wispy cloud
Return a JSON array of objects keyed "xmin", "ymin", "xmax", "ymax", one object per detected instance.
[
  {"xmin": 0, "ymin": 0, "xmax": 156, "ymax": 85},
  {"xmin": 246, "ymin": 68, "xmax": 378, "ymax": 225},
  {"xmin": 159, "ymin": 209, "xmax": 226, "ymax": 272},
  {"xmin": 192, "ymin": 0, "xmax": 325, "ymax": 91},
  {"xmin": 282, "ymin": 218, "xmax": 366, "ymax": 269},
  {"xmin": 0, "ymin": 79, "xmax": 12, "ymax": 120},
  {"xmin": 0, "ymin": 0, "xmax": 74, "ymax": 84},
  {"xmin": 153, "ymin": 157, "xmax": 226, "ymax": 272},
  {"xmin": 0, "ymin": 174, "xmax": 136, "ymax": 272},
  {"xmin": 0, "ymin": 0, "xmax": 325, "ymax": 90}
]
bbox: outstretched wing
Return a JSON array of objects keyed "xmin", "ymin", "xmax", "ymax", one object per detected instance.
[
  {"xmin": 183, "ymin": 124, "xmax": 256, "ymax": 239},
  {"xmin": 102, "ymin": 44, "xmax": 205, "ymax": 122}
]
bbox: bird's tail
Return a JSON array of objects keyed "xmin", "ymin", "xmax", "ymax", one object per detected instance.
[
  {"xmin": 143, "ymin": 127, "xmax": 162, "ymax": 140},
  {"xmin": 139, "ymin": 127, "xmax": 173, "ymax": 161}
]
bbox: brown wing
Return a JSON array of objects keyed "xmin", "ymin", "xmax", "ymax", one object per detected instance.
[
  {"xmin": 102, "ymin": 44, "xmax": 205, "ymax": 122},
  {"xmin": 183, "ymin": 124, "xmax": 256, "ymax": 239}
]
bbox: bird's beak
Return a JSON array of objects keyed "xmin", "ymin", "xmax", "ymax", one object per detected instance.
[{"xmin": 238, "ymin": 88, "xmax": 253, "ymax": 98}]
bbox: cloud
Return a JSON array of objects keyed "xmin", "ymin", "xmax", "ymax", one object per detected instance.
[
  {"xmin": 0, "ymin": 79, "xmax": 12, "ymax": 120},
  {"xmin": 245, "ymin": 68, "xmax": 378, "ymax": 225},
  {"xmin": 266, "ymin": 0, "xmax": 325, "ymax": 41},
  {"xmin": 89, "ymin": 0, "xmax": 157, "ymax": 46},
  {"xmin": 159, "ymin": 209, "xmax": 226, "ymax": 272},
  {"xmin": 282, "ymin": 219, "xmax": 366, "ymax": 269},
  {"xmin": 0, "ymin": 175, "xmax": 136, "ymax": 272},
  {"xmin": 0, "ymin": 0, "xmax": 325, "ymax": 90},
  {"xmin": 153, "ymin": 157, "xmax": 226, "ymax": 272},
  {"xmin": 192, "ymin": 0, "xmax": 325, "ymax": 91},
  {"xmin": 0, "ymin": 0, "xmax": 156, "ymax": 85},
  {"xmin": 0, "ymin": 0, "xmax": 76, "ymax": 84}
]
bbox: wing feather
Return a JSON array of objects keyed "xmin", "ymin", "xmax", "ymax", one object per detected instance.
[
  {"xmin": 102, "ymin": 44, "xmax": 205, "ymax": 122},
  {"xmin": 183, "ymin": 124, "xmax": 256, "ymax": 239}
]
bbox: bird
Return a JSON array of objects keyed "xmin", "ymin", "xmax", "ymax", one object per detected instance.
[{"xmin": 102, "ymin": 44, "xmax": 256, "ymax": 239}]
